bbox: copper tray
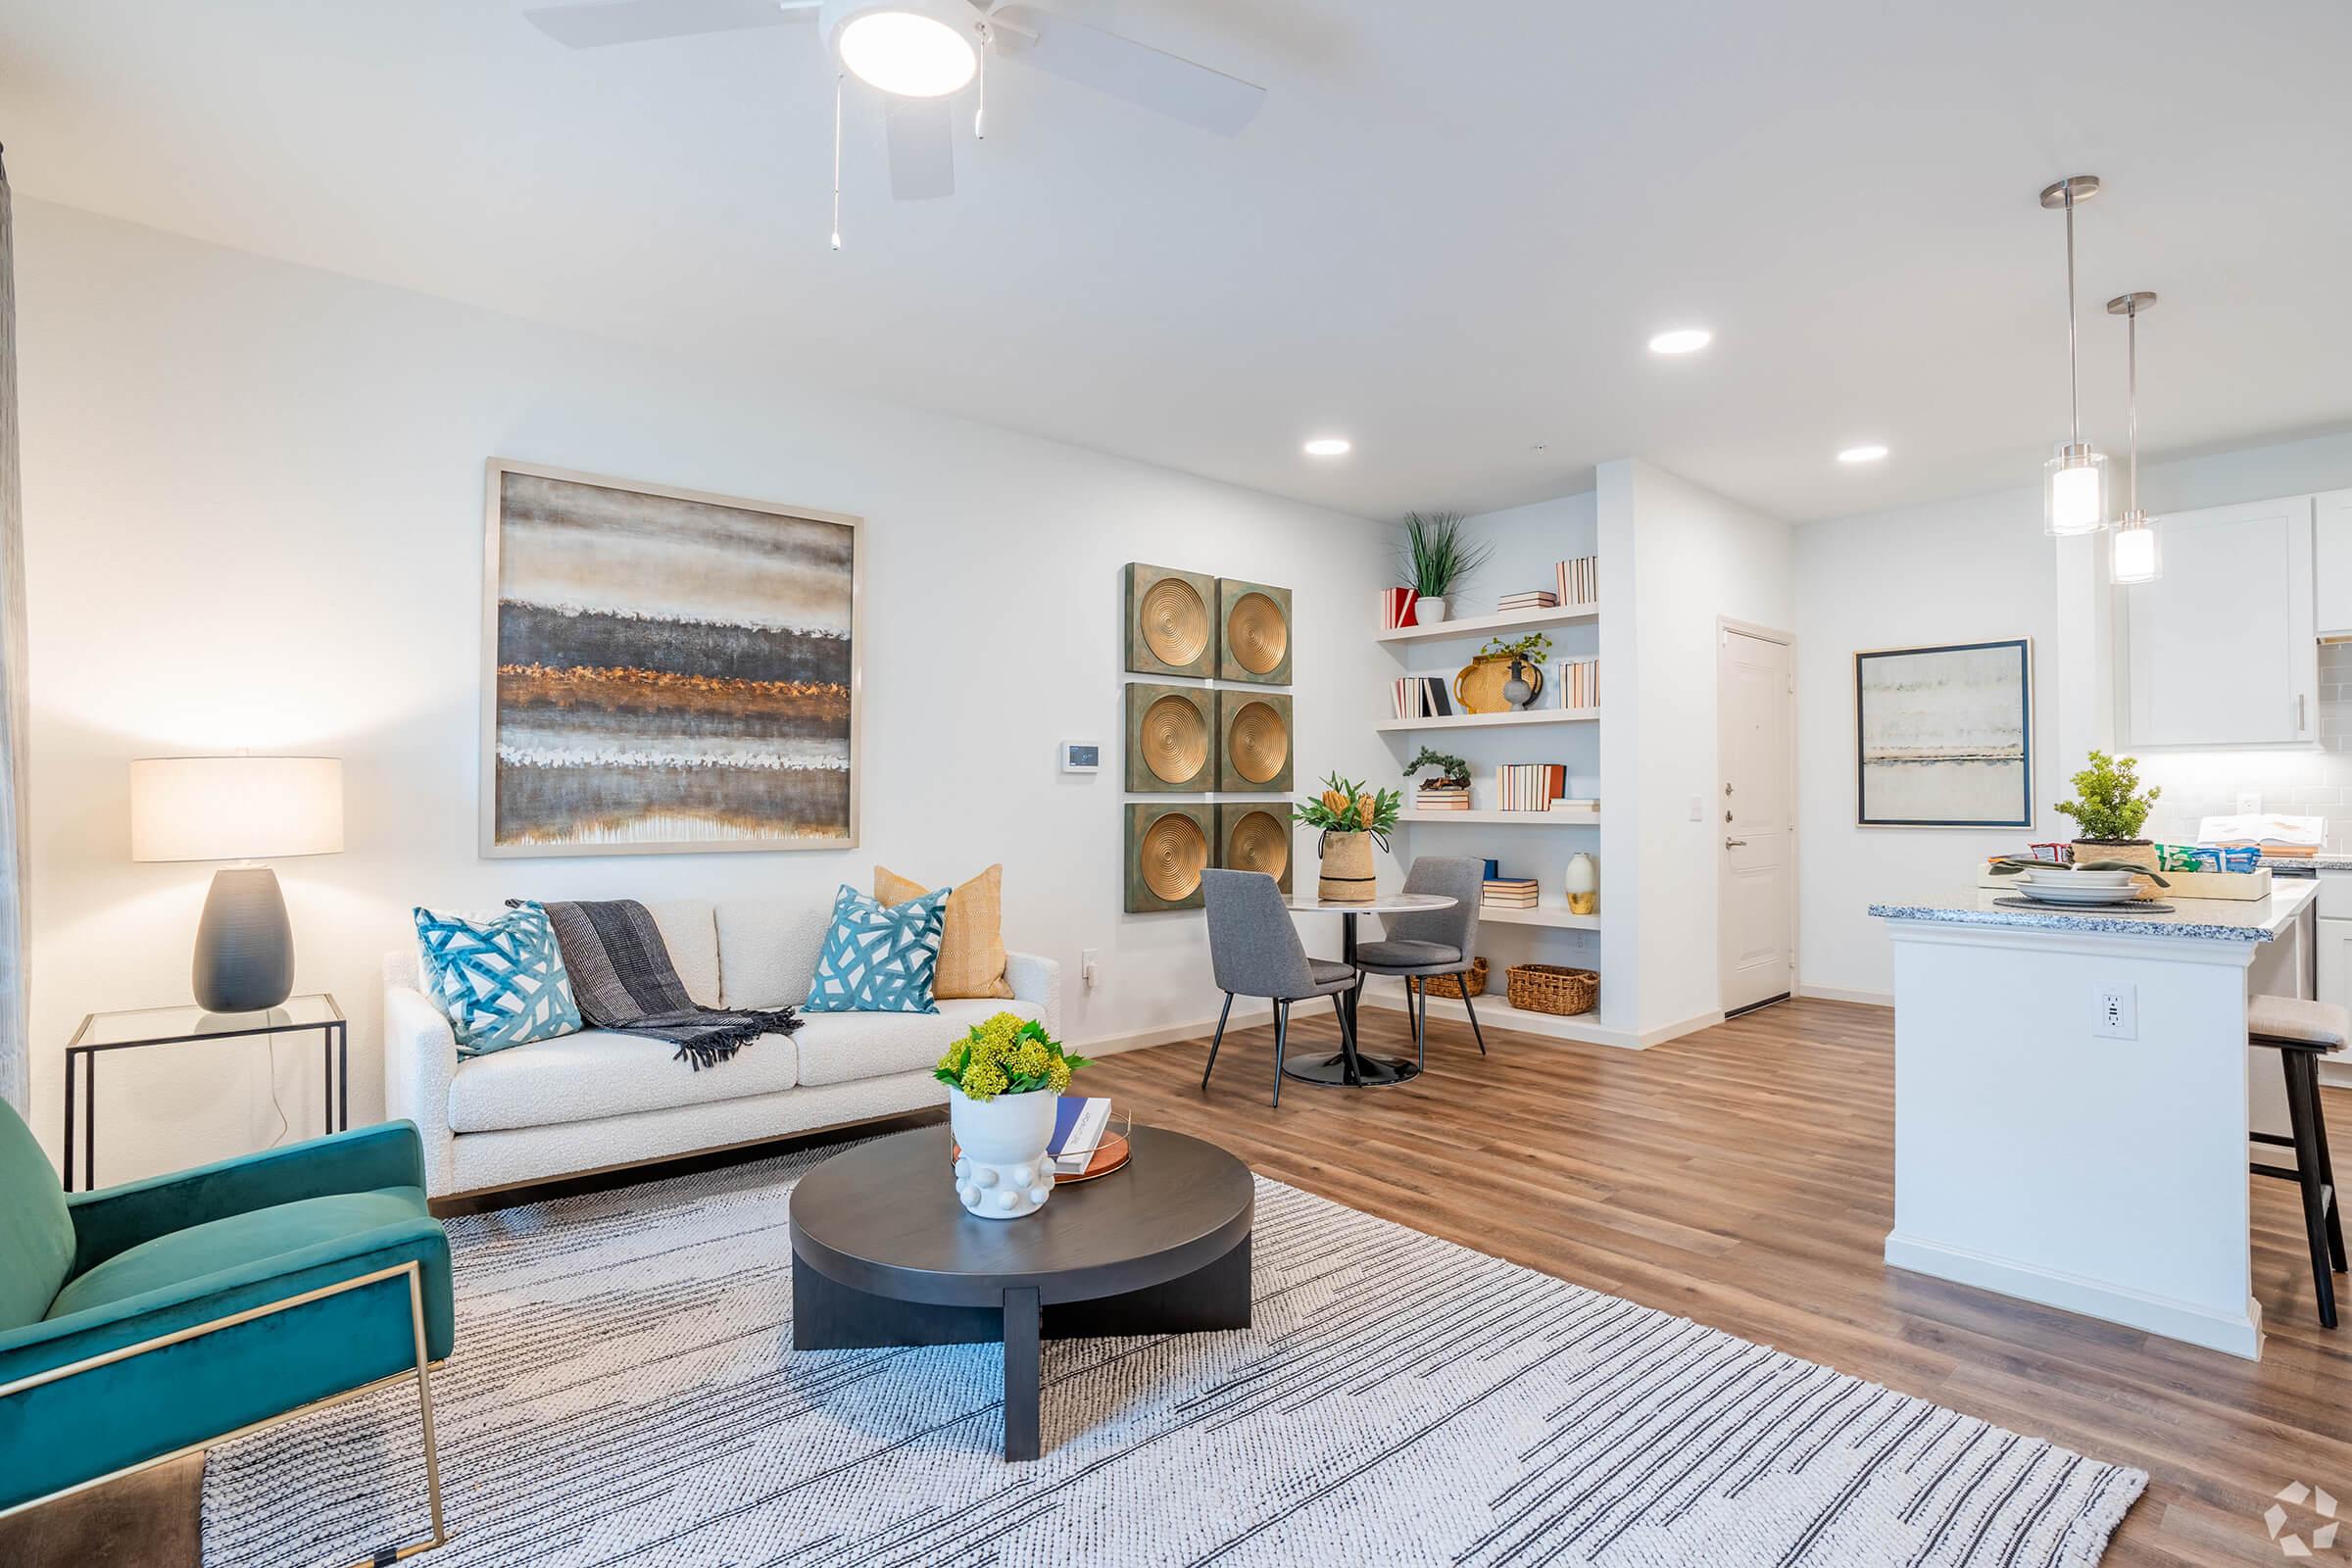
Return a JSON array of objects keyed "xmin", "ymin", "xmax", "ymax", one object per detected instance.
[{"xmin": 951, "ymin": 1131, "xmax": 1133, "ymax": 1184}]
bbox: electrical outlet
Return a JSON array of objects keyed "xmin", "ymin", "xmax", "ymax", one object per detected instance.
[
  {"xmin": 1687, "ymin": 796, "xmax": 1702, "ymax": 822},
  {"xmin": 1080, "ymin": 949, "xmax": 1100, "ymax": 990},
  {"xmin": 2094, "ymin": 983, "xmax": 2137, "ymax": 1040},
  {"xmin": 2237, "ymin": 792, "xmax": 2263, "ymax": 814}
]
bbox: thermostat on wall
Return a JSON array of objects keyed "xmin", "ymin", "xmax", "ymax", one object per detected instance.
[{"xmin": 1061, "ymin": 742, "xmax": 1102, "ymax": 774}]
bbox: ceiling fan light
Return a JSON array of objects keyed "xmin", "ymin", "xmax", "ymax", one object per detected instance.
[{"xmin": 831, "ymin": 3, "xmax": 976, "ymax": 98}]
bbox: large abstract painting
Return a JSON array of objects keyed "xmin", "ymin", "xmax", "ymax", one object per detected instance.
[
  {"xmin": 1855, "ymin": 639, "xmax": 2032, "ymax": 828},
  {"xmin": 481, "ymin": 461, "xmax": 861, "ymax": 857}
]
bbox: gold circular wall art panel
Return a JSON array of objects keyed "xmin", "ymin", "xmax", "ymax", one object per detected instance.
[
  {"xmin": 1229, "ymin": 808, "xmax": 1290, "ymax": 879},
  {"xmin": 1140, "ymin": 578, "xmax": 1211, "ymax": 669},
  {"xmin": 1228, "ymin": 700, "xmax": 1291, "ymax": 785},
  {"xmin": 1226, "ymin": 591, "xmax": 1289, "ymax": 676},
  {"xmin": 1140, "ymin": 694, "xmax": 1210, "ymax": 784},
  {"xmin": 1139, "ymin": 812, "xmax": 1209, "ymax": 902}
]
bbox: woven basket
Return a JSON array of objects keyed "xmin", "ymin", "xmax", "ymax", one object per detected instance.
[
  {"xmin": 1419, "ymin": 957, "xmax": 1489, "ymax": 1000},
  {"xmin": 1505, "ymin": 963, "xmax": 1597, "ymax": 1016}
]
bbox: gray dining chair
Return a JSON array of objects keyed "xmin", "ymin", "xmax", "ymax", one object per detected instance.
[
  {"xmin": 1200, "ymin": 868, "xmax": 1360, "ymax": 1106},
  {"xmin": 1353, "ymin": 856, "xmax": 1487, "ymax": 1070}
]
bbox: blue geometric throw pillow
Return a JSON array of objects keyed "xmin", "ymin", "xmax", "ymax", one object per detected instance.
[
  {"xmin": 414, "ymin": 901, "xmax": 583, "ymax": 1054},
  {"xmin": 804, "ymin": 883, "xmax": 948, "ymax": 1013}
]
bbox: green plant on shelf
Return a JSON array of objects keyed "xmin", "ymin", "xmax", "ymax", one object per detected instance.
[
  {"xmin": 1404, "ymin": 747, "xmax": 1471, "ymax": 790},
  {"xmin": 1397, "ymin": 512, "xmax": 1492, "ymax": 600},
  {"xmin": 1479, "ymin": 630, "xmax": 1553, "ymax": 666}
]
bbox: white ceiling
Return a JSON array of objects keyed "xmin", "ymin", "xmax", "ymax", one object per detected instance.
[{"xmin": 6, "ymin": 0, "xmax": 2350, "ymax": 523}]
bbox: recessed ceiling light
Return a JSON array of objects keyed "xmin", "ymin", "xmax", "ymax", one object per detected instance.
[
  {"xmin": 1837, "ymin": 444, "xmax": 1889, "ymax": 465},
  {"xmin": 1303, "ymin": 437, "xmax": 1351, "ymax": 457},
  {"xmin": 1647, "ymin": 327, "xmax": 1712, "ymax": 356}
]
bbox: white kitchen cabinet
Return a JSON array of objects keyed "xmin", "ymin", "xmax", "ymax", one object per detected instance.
[
  {"xmin": 2123, "ymin": 494, "xmax": 2317, "ymax": 747},
  {"xmin": 2317, "ymin": 488, "xmax": 2352, "ymax": 638},
  {"xmin": 2320, "ymin": 913, "xmax": 2352, "ymax": 1012}
]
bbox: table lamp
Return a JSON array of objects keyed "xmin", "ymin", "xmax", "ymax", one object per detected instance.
[{"xmin": 130, "ymin": 756, "xmax": 344, "ymax": 1014}]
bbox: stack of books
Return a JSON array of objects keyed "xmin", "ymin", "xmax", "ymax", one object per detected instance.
[
  {"xmin": 1391, "ymin": 676, "xmax": 1454, "ymax": 718},
  {"xmin": 1551, "ymin": 796, "xmax": 1599, "ymax": 814},
  {"xmin": 1557, "ymin": 658, "xmax": 1599, "ymax": 709},
  {"xmin": 1497, "ymin": 589, "xmax": 1559, "ymax": 613},
  {"xmin": 1483, "ymin": 876, "xmax": 1541, "ymax": 908},
  {"xmin": 1494, "ymin": 761, "xmax": 1567, "ymax": 812},
  {"xmin": 1379, "ymin": 587, "xmax": 1420, "ymax": 630},
  {"xmin": 1555, "ymin": 556, "xmax": 1599, "ymax": 605},
  {"xmin": 1049, "ymin": 1097, "xmax": 1115, "ymax": 1176},
  {"xmin": 1414, "ymin": 785, "xmax": 1472, "ymax": 810}
]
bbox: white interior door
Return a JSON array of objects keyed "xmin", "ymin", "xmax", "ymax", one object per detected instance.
[{"xmin": 1719, "ymin": 626, "xmax": 1794, "ymax": 1015}]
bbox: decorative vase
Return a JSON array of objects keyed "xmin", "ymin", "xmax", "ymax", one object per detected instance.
[
  {"xmin": 1502, "ymin": 656, "xmax": 1534, "ymax": 711},
  {"xmin": 1565, "ymin": 853, "xmax": 1598, "ymax": 915},
  {"xmin": 949, "ymin": 1086, "xmax": 1058, "ymax": 1220},
  {"xmin": 1418, "ymin": 596, "xmax": 1447, "ymax": 624},
  {"xmin": 2071, "ymin": 838, "xmax": 2158, "ymax": 870},
  {"xmin": 1317, "ymin": 828, "xmax": 1377, "ymax": 903}
]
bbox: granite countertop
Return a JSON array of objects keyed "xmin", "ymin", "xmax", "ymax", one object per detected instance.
[
  {"xmin": 1870, "ymin": 878, "xmax": 2319, "ymax": 943},
  {"xmin": 2260, "ymin": 853, "xmax": 2352, "ymax": 872}
]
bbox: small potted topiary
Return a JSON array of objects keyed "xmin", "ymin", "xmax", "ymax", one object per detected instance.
[
  {"xmin": 2054, "ymin": 750, "xmax": 2163, "ymax": 870},
  {"xmin": 1404, "ymin": 747, "xmax": 1470, "ymax": 794}
]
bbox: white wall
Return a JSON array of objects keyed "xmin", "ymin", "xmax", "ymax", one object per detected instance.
[
  {"xmin": 16, "ymin": 200, "xmax": 1396, "ymax": 1182},
  {"xmin": 1608, "ymin": 460, "xmax": 1792, "ymax": 1038},
  {"xmin": 1793, "ymin": 429, "xmax": 2352, "ymax": 1002}
]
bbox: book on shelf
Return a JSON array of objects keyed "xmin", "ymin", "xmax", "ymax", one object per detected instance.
[
  {"xmin": 1414, "ymin": 787, "xmax": 1472, "ymax": 810},
  {"xmin": 1049, "ymin": 1096, "xmax": 1114, "ymax": 1175},
  {"xmin": 1494, "ymin": 761, "xmax": 1568, "ymax": 812},
  {"xmin": 1497, "ymin": 590, "xmax": 1559, "ymax": 612},
  {"xmin": 1379, "ymin": 586, "xmax": 1420, "ymax": 630},
  {"xmin": 1556, "ymin": 657, "xmax": 1600, "ymax": 710},
  {"xmin": 1390, "ymin": 675, "xmax": 1454, "ymax": 719},
  {"xmin": 1550, "ymin": 797, "xmax": 1598, "ymax": 813},
  {"xmin": 1554, "ymin": 555, "xmax": 1599, "ymax": 606},
  {"xmin": 1483, "ymin": 876, "xmax": 1541, "ymax": 907}
]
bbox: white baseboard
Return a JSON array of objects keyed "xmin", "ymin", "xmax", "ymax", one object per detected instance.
[
  {"xmin": 1884, "ymin": 1230, "xmax": 2263, "ymax": 1360},
  {"xmin": 1076, "ymin": 1007, "xmax": 1271, "ymax": 1057},
  {"xmin": 1637, "ymin": 1010, "xmax": 1722, "ymax": 1048},
  {"xmin": 1795, "ymin": 984, "xmax": 1894, "ymax": 1008}
]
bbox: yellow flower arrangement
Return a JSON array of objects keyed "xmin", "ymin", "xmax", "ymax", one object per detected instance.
[{"xmin": 935, "ymin": 1010, "xmax": 1092, "ymax": 1102}]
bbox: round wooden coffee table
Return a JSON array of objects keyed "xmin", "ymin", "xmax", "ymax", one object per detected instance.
[{"xmin": 789, "ymin": 1123, "xmax": 1253, "ymax": 1460}]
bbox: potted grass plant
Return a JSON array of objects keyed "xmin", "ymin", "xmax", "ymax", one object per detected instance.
[
  {"xmin": 1294, "ymin": 772, "xmax": 1400, "ymax": 902},
  {"xmin": 936, "ymin": 1012, "xmax": 1092, "ymax": 1220},
  {"xmin": 1397, "ymin": 512, "xmax": 1491, "ymax": 624},
  {"xmin": 2054, "ymin": 750, "xmax": 2163, "ymax": 870}
]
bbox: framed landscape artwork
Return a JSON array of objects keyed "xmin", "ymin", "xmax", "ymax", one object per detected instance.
[
  {"xmin": 480, "ymin": 460, "xmax": 862, "ymax": 857},
  {"xmin": 1854, "ymin": 638, "xmax": 2032, "ymax": 828}
]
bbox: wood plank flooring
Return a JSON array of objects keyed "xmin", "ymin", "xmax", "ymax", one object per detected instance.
[{"xmin": 1082, "ymin": 996, "xmax": 2352, "ymax": 1567}]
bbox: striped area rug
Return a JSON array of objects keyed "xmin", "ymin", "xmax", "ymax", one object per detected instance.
[{"xmin": 201, "ymin": 1139, "xmax": 2144, "ymax": 1566}]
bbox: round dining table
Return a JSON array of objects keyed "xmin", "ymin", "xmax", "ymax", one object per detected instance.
[{"xmin": 1280, "ymin": 891, "xmax": 1455, "ymax": 1089}]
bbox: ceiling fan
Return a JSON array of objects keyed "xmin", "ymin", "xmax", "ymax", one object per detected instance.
[{"xmin": 523, "ymin": 0, "xmax": 1267, "ymax": 205}]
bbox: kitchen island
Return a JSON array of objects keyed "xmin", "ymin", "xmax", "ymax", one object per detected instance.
[{"xmin": 1870, "ymin": 879, "xmax": 2318, "ymax": 1358}]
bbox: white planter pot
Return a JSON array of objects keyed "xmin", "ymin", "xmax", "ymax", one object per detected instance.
[
  {"xmin": 949, "ymin": 1086, "xmax": 1059, "ymax": 1219},
  {"xmin": 1417, "ymin": 596, "xmax": 1447, "ymax": 624}
]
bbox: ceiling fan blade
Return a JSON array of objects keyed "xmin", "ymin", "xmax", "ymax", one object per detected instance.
[
  {"xmin": 884, "ymin": 97, "xmax": 956, "ymax": 201},
  {"xmin": 523, "ymin": 0, "xmax": 816, "ymax": 50},
  {"xmin": 989, "ymin": 5, "xmax": 1264, "ymax": 136}
]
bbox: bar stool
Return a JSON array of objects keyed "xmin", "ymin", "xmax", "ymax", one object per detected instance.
[{"xmin": 2249, "ymin": 995, "xmax": 2350, "ymax": 1328}]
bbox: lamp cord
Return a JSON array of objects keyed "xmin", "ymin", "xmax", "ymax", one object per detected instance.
[
  {"xmin": 2126, "ymin": 303, "xmax": 2139, "ymax": 514},
  {"xmin": 2064, "ymin": 186, "xmax": 2081, "ymax": 447},
  {"xmin": 830, "ymin": 73, "xmax": 844, "ymax": 251}
]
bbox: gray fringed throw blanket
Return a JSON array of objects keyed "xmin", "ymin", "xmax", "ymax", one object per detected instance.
[{"xmin": 527, "ymin": 899, "xmax": 802, "ymax": 1071}]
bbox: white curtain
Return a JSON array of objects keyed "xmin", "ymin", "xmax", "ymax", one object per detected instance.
[{"xmin": 0, "ymin": 148, "xmax": 26, "ymax": 1117}]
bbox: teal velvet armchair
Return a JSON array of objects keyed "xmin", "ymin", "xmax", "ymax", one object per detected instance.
[{"xmin": 0, "ymin": 1098, "xmax": 455, "ymax": 1561}]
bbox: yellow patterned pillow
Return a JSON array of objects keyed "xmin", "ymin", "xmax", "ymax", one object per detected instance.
[{"xmin": 875, "ymin": 863, "xmax": 1012, "ymax": 1000}]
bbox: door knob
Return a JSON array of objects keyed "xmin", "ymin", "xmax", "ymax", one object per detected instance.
[{"xmin": 1726, "ymin": 838, "xmax": 1748, "ymax": 849}]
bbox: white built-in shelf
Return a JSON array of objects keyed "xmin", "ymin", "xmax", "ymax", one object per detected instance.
[
  {"xmin": 1377, "ymin": 603, "xmax": 1602, "ymax": 648},
  {"xmin": 1476, "ymin": 903, "xmax": 1600, "ymax": 930},
  {"xmin": 1397, "ymin": 808, "xmax": 1600, "ymax": 827},
  {"xmin": 1376, "ymin": 708, "xmax": 1601, "ymax": 734},
  {"xmin": 1362, "ymin": 982, "xmax": 1631, "ymax": 1049}
]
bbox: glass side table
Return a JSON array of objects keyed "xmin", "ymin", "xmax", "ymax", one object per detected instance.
[{"xmin": 63, "ymin": 994, "xmax": 348, "ymax": 1193}]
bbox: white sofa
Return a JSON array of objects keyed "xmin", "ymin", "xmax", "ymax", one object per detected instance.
[{"xmin": 384, "ymin": 898, "xmax": 1060, "ymax": 1199}]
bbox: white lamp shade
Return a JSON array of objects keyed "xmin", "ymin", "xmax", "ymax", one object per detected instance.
[
  {"xmin": 2111, "ymin": 518, "xmax": 2161, "ymax": 584},
  {"xmin": 130, "ymin": 757, "xmax": 344, "ymax": 862},
  {"xmin": 2044, "ymin": 450, "xmax": 2107, "ymax": 537}
]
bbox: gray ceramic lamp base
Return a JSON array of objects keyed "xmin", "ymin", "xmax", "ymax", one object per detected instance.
[{"xmin": 193, "ymin": 865, "xmax": 295, "ymax": 1014}]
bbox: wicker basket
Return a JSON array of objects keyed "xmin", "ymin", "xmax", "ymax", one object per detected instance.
[
  {"xmin": 1505, "ymin": 963, "xmax": 1597, "ymax": 1016},
  {"xmin": 1419, "ymin": 957, "xmax": 1489, "ymax": 1000}
]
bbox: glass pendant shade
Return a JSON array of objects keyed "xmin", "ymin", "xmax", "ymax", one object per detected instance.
[
  {"xmin": 2111, "ymin": 513, "xmax": 2160, "ymax": 584},
  {"xmin": 2044, "ymin": 446, "xmax": 2107, "ymax": 537}
]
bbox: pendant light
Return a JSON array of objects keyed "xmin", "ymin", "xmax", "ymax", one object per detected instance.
[
  {"xmin": 2040, "ymin": 175, "xmax": 2108, "ymax": 537},
  {"xmin": 2107, "ymin": 291, "xmax": 2160, "ymax": 584}
]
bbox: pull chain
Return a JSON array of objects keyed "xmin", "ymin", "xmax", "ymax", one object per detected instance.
[
  {"xmin": 830, "ymin": 72, "xmax": 844, "ymax": 251},
  {"xmin": 975, "ymin": 24, "xmax": 988, "ymax": 140}
]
